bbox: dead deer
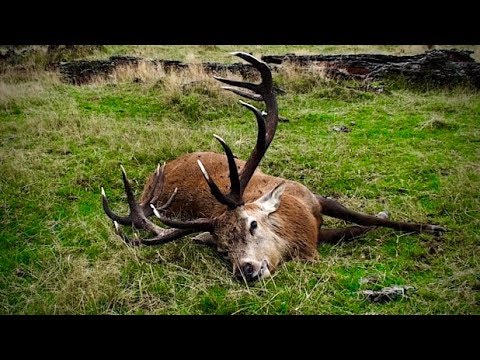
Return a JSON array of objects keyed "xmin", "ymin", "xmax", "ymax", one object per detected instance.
[{"xmin": 102, "ymin": 52, "xmax": 446, "ymax": 282}]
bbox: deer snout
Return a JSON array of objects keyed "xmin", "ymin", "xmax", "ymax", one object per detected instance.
[{"xmin": 235, "ymin": 259, "xmax": 270, "ymax": 282}]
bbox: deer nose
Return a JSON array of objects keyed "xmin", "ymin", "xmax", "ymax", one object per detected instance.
[
  {"xmin": 242, "ymin": 262, "xmax": 255, "ymax": 277},
  {"xmin": 236, "ymin": 261, "xmax": 256, "ymax": 282}
]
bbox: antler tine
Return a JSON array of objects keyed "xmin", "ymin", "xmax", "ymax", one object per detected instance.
[
  {"xmin": 213, "ymin": 53, "xmax": 272, "ymax": 93},
  {"xmin": 213, "ymin": 52, "xmax": 272, "ymax": 95},
  {"xmin": 221, "ymin": 86, "xmax": 263, "ymax": 102},
  {"xmin": 197, "ymin": 159, "xmax": 238, "ymax": 209},
  {"xmin": 113, "ymin": 220, "xmax": 197, "ymax": 247},
  {"xmin": 158, "ymin": 187, "xmax": 178, "ymax": 210},
  {"xmin": 237, "ymin": 101, "xmax": 267, "ymax": 196},
  {"xmin": 101, "ymin": 187, "xmax": 132, "ymax": 225},
  {"xmin": 151, "ymin": 204, "xmax": 215, "ymax": 232},
  {"xmin": 213, "ymin": 135, "xmax": 241, "ymax": 203},
  {"xmin": 229, "ymin": 52, "xmax": 273, "ymax": 92},
  {"xmin": 101, "ymin": 164, "xmax": 145, "ymax": 226},
  {"xmin": 148, "ymin": 163, "xmax": 165, "ymax": 206},
  {"xmin": 213, "ymin": 76, "xmax": 259, "ymax": 93},
  {"xmin": 120, "ymin": 165, "xmax": 142, "ymax": 214}
]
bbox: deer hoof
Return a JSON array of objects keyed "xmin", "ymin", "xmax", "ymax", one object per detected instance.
[
  {"xmin": 426, "ymin": 225, "xmax": 447, "ymax": 236},
  {"xmin": 376, "ymin": 211, "xmax": 389, "ymax": 219},
  {"xmin": 192, "ymin": 232, "xmax": 214, "ymax": 244}
]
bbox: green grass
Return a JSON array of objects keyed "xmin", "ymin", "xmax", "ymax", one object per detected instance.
[{"xmin": 1, "ymin": 45, "xmax": 479, "ymax": 314}]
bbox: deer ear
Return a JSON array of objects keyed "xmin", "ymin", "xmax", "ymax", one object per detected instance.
[{"xmin": 255, "ymin": 182, "xmax": 286, "ymax": 215}]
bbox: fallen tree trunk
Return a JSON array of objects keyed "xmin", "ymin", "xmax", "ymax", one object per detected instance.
[
  {"xmin": 50, "ymin": 50, "xmax": 480, "ymax": 89},
  {"xmin": 50, "ymin": 56, "xmax": 259, "ymax": 85},
  {"xmin": 262, "ymin": 49, "xmax": 480, "ymax": 88}
]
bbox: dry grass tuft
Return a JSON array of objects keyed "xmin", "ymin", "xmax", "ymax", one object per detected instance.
[
  {"xmin": 110, "ymin": 61, "xmax": 165, "ymax": 84},
  {"xmin": 278, "ymin": 62, "xmax": 330, "ymax": 93}
]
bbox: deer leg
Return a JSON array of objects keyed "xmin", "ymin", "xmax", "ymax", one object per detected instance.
[
  {"xmin": 319, "ymin": 211, "xmax": 388, "ymax": 243},
  {"xmin": 316, "ymin": 195, "xmax": 446, "ymax": 236},
  {"xmin": 191, "ymin": 232, "xmax": 230, "ymax": 259},
  {"xmin": 319, "ymin": 226, "xmax": 375, "ymax": 244}
]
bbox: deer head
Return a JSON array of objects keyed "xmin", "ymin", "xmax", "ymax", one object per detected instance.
[{"xmin": 207, "ymin": 181, "xmax": 289, "ymax": 281}]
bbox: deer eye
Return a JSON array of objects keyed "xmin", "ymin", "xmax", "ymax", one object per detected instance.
[{"xmin": 249, "ymin": 220, "xmax": 258, "ymax": 235}]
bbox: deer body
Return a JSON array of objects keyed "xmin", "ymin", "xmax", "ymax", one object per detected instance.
[
  {"xmin": 102, "ymin": 52, "xmax": 445, "ymax": 282},
  {"xmin": 141, "ymin": 152, "xmax": 322, "ymax": 271}
]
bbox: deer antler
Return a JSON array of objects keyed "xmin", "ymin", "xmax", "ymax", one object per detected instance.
[
  {"xmin": 197, "ymin": 52, "xmax": 279, "ymax": 207},
  {"xmin": 102, "ymin": 164, "xmax": 214, "ymax": 246}
]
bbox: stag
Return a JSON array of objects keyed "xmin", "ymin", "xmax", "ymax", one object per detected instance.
[{"xmin": 102, "ymin": 52, "xmax": 445, "ymax": 282}]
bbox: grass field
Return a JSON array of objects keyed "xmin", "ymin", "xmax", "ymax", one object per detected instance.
[{"xmin": 1, "ymin": 45, "xmax": 479, "ymax": 314}]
